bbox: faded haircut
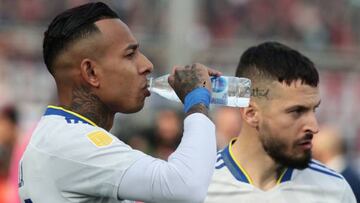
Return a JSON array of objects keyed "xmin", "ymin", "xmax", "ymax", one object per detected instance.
[
  {"xmin": 43, "ymin": 2, "xmax": 119, "ymax": 75},
  {"xmin": 236, "ymin": 42, "xmax": 319, "ymax": 87}
]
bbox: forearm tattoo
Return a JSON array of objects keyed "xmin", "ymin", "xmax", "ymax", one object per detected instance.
[
  {"xmin": 174, "ymin": 64, "xmax": 207, "ymax": 102},
  {"xmin": 185, "ymin": 103, "xmax": 210, "ymax": 119}
]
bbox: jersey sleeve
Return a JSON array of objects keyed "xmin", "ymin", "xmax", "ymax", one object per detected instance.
[
  {"xmin": 48, "ymin": 130, "xmax": 145, "ymax": 199},
  {"xmin": 117, "ymin": 113, "xmax": 216, "ymax": 203},
  {"xmin": 50, "ymin": 113, "xmax": 216, "ymax": 202}
]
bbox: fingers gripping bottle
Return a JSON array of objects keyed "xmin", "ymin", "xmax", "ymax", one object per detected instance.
[{"xmin": 148, "ymin": 74, "xmax": 251, "ymax": 107}]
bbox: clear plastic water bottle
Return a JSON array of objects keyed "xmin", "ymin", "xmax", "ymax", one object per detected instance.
[{"xmin": 148, "ymin": 74, "xmax": 251, "ymax": 107}]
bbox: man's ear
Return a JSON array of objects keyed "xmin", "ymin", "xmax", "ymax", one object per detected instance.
[
  {"xmin": 80, "ymin": 59, "xmax": 100, "ymax": 87},
  {"xmin": 240, "ymin": 101, "xmax": 260, "ymax": 128}
]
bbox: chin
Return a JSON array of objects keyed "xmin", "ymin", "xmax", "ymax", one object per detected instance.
[
  {"xmin": 278, "ymin": 152, "xmax": 312, "ymax": 170},
  {"xmin": 122, "ymin": 103, "xmax": 144, "ymax": 114},
  {"xmin": 266, "ymin": 147, "xmax": 312, "ymax": 170}
]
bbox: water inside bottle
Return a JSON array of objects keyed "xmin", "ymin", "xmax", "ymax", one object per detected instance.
[
  {"xmin": 210, "ymin": 76, "xmax": 251, "ymax": 107},
  {"xmin": 147, "ymin": 75, "xmax": 181, "ymax": 102},
  {"xmin": 147, "ymin": 74, "xmax": 251, "ymax": 107},
  {"xmin": 226, "ymin": 97, "xmax": 250, "ymax": 107},
  {"xmin": 150, "ymin": 87, "xmax": 181, "ymax": 102}
]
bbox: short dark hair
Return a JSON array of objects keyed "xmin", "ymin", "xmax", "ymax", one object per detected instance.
[
  {"xmin": 236, "ymin": 41, "xmax": 319, "ymax": 87},
  {"xmin": 43, "ymin": 2, "xmax": 119, "ymax": 74},
  {"xmin": 0, "ymin": 105, "xmax": 18, "ymax": 125}
]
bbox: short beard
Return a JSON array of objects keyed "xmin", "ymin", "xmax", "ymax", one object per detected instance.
[
  {"xmin": 259, "ymin": 123, "xmax": 312, "ymax": 170},
  {"xmin": 261, "ymin": 137, "xmax": 311, "ymax": 169}
]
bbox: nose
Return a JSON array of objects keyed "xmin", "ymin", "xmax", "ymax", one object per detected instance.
[
  {"xmin": 138, "ymin": 52, "xmax": 154, "ymax": 74},
  {"xmin": 304, "ymin": 112, "xmax": 319, "ymax": 135}
]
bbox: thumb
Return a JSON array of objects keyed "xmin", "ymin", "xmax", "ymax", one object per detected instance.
[
  {"xmin": 168, "ymin": 74, "xmax": 175, "ymax": 88},
  {"xmin": 168, "ymin": 65, "xmax": 181, "ymax": 88}
]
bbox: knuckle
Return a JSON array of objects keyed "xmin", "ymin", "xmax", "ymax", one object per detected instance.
[{"xmin": 193, "ymin": 63, "xmax": 203, "ymax": 69}]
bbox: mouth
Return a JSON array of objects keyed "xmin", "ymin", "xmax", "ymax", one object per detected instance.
[
  {"xmin": 298, "ymin": 140, "xmax": 312, "ymax": 150},
  {"xmin": 144, "ymin": 88, "xmax": 151, "ymax": 97},
  {"xmin": 142, "ymin": 83, "xmax": 151, "ymax": 97},
  {"xmin": 296, "ymin": 134, "xmax": 313, "ymax": 150}
]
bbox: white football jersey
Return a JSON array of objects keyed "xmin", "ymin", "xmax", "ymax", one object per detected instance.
[
  {"xmin": 18, "ymin": 106, "xmax": 144, "ymax": 203},
  {"xmin": 19, "ymin": 105, "xmax": 216, "ymax": 203},
  {"xmin": 205, "ymin": 139, "xmax": 356, "ymax": 203}
]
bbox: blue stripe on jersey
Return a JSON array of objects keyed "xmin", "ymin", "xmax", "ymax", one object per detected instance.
[
  {"xmin": 310, "ymin": 160, "xmax": 338, "ymax": 173},
  {"xmin": 308, "ymin": 165, "xmax": 343, "ymax": 179},
  {"xmin": 279, "ymin": 167, "xmax": 294, "ymax": 183},
  {"xmin": 44, "ymin": 106, "xmax": 94, "ymax": 126},
  {"xmin": 220, "ymin": 146, "xmax": 251, "ymax": 183},
  {"xmin": 215, "ymin": 162, "xmax": 226, "ymax": 169},
  {"xmin": 215, "ymin": 152, "xmax": 225, "ymax": 169},
  {"xmin": 216, "ymin": 155, "xmax": 222, "ymax": 163}
]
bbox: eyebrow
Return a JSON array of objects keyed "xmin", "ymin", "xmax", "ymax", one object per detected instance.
[
  {"xmin": 285, "ymin": 100, "xmax": 321, "ymax": 112},
  {"xmin": 125, "ymin": 43, "xmax": 139, "ymax": 51}
]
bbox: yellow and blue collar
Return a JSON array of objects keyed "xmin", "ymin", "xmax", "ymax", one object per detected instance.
[
  {"xmin": 219, "ymin": 138, "xmax": 293, "ymax": 185},
  {"xmin": 44, "ymin": 105, "xmax": 97, "ymax": 127}
]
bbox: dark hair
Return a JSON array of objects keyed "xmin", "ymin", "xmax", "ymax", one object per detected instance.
[
  {"xmin": 43, "ymin": 2, "xmax": 119, "ymax": 74},
  {"xmin": 1, "ymin": 105, "xmax": 18, "ymax": 125},
  {"xmin": 236, "ymin": 41, "xmax": 319, "ymax": 87}
]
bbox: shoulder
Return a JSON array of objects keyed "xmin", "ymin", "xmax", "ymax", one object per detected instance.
[
  {"xmin": 306, "ymin": 160, "xmax": 345, "ymax": 180},
  {"xmin": 281, "ymin": 160, "xmax": 355, "ymax": 202},
  {"xmin": 293, "ymin": 160, "xmax": 350, "ymax": 190},
  {"xmin": 31, "ymin": 117, "xmax": 143, "ymax": 166},
  {"xmin": 211, "ymin": 150, "xmax": 231, "ymax": 181},
  {"xmin": 60, "ymin": 127, "xmax": 143, "ymax": 166},
  {"xmin": 210, "ymin": 150, "xmax": 244, "ymax": 187},
  {"xmin": 207, "ymin": 149, "xmax": 252, "ymax": 200}
]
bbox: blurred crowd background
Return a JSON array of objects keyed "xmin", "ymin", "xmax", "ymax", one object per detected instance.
[{"xmin": 1, "ymin": 0, "xmax": 360, "ymax": 202}]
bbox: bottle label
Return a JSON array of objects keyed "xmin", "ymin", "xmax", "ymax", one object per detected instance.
[{"xmin": 210, "ymin": 76, "xmax": 228, "ymax": 105}]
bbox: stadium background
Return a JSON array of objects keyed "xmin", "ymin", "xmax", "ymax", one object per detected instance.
[{"xmin": 0, "ymin": 0, "xmax": 359, "ymax": 201}]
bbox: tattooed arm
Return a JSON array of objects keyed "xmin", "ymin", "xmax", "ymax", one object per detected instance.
[
  {"xmin": 185, "ymin": 103, "xmax": 209, "ymax": 118},
  {"xmin": 168, "ymin": 63, "xmax": 221, "ymax": 118},
  {"xmin": 117, "ymin": 64, "xmax": 220, "ymax": 202}
]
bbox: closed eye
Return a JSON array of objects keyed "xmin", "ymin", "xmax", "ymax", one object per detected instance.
[
  {"xmin": 125, "ymin": 51, "xmax": 136, "ymax": 58},
  {"xmin": 124, "ymin": 43, "xmax": 139, "ymax": 59}
]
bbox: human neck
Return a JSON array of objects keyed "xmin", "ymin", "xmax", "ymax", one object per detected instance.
[
  {"xmin": 232, "ymin": 127, "xmax": 285, "ymax": 191},
  {"xmin": 58, "ymin": 85, "xmax": 114, "ymax": 131}
]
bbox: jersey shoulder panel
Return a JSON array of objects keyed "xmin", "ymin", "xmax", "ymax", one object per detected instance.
[
  {"xmin": 28, "ymin": 106, "xmax": 144, "ymax": 167},
  {"xmin": 292, "ymin": 160, "xmax": 348, "ymax": 191},
  {"xmin": 209, "ymin": 149, "xmax": 251, "ymax": 192}
]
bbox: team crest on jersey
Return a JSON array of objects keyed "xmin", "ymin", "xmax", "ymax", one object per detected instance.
[{"xmin": 87, "ymin": 130, "xmax": 113, "ymax": 147}]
